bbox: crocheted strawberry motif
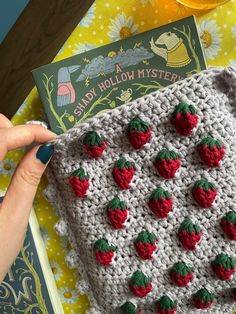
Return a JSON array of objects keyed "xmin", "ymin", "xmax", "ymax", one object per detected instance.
[
  {"xmin": 94, "ymin": 238, "xmax": 117, "ymax": 267},
  {"xmin": 83, "ymin": 131, "xmax": 106, "ymax": 158},
  {"xmin": 148, "ymin": 187, "xmax": 173, "ymax": 218},
  {"xmin": 128, "ymin": 116, "xmax": 151, "ymax": 149},
  {"xmin": 170, "ymin": 261, "xmax": 193, "ymax": 287},
  {"xmin": 197, "ymin": 135, "xmax": 225, "ymax": 167},
  {"xmin": 134, "ymin": 230, "xmax": 157, "ymax": 260},
  {"xmin": 69, "ymin": 168, "xmax": 90, "ymax": 197},
  {"xmin": 120, "ymin": 301, "xmax": 141, "ymax": 314},
  {"xmin": 129, "ymin": 270, "xmax": 152, "ymax": 298},
  {"xmin": 221, "ymin": 210, "xmax": 236, "ymax": 240},
  {"xmin": 212, "ymin": 253, "xmax": 236, "ymax": 280},
  {"xmin": 193, "ymin": 288, "xmax": 214, "ymax": 309},
  {"xmin": 154, "ymin": 148, "xmax": 180, "ymax": 179},
  {"xmin": 107, "ymin": 196, "xmax": 128, "ymax": 229},
  {"xmin": 171, "ymin": 101, "xmax": 198, "ymax": 136},
  {"xmin": 112, "ymin": 158, "xmax": 135, "ymax": 189},
  {"xmin": 177, "ymin": 218, "xmax": 202, "ymax": 250},
  {"xmin": 156, "ymin": 295, "xmax": 177, "ymax": 314},
  {"xmin": 192, "ymin": 178, "xmax": 217, "ymax": 208}
]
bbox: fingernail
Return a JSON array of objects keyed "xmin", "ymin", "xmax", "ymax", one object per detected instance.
[
  {"xmin": 0, "ymin": 196, "xmax": 4, "ymax": 203},
  {"xmin": 36, "ymin": 144, "xmax": 54, "ymax": 164}
]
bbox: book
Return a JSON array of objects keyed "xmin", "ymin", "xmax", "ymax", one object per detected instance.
[
  {"xmin": 0, "ymin": 209, "xmax": 64, "ymax": 314},
  {"xmin": 32, "ymin": 15, "xmax": 206, "ymax": 134}
]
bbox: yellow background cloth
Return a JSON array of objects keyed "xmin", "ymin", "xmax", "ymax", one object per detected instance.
[{"xmin": 1, "ymin": 0, "xmax": 236, "ymax": 313}]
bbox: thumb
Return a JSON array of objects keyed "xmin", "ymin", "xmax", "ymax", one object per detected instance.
[{"xmin": 0, "ymin": 143, "xmax": 54, "ymax": 281}]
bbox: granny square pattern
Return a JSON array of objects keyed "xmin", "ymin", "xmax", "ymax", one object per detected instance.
[{"xmin": 45, "ymin": 67, "xmax": 236, "ymax": 314}]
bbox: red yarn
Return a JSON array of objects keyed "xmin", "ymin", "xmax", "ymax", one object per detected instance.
[
  {"xmin": 95, "ymin": 250, "xmax": 114, "ymax": 267},
  {"xmin": 129, "ymin": 128, "xmax": 151, "ymax": 149},
  {"xmin": 171, "ymin": 112, "xmax": 198, "ymax": 136},
  {"xmin": 156, "ymin": 305, "xmax": 176, "ymax": 314},
  {"xmin": 108, "ymin": 208, "xmax": 128, "ymax": 229},
  {"xmin": 85, "ymin": 141, "xmax": 106, "ymax": 158},
  {"xmin": 69, "ymin": 177, "xmax": 89, "ymax": 197},
  {"xmin": 197, "ymin": 145, "xmax": 225, "ymax": 167},
  {"xmin": 178, "ymin": 230, "xmax": 202, "ymax": 250},
  {"xmin": 112, "ymin": 166, "xmax": 134, "ymax": 189},
  {"xmin": 221, "ymin": 220, "xmax": 236, "ymax": 240},
  {"xmin": 129, "ymin": 282, "xmax": 153, "ymax": 298},
  {"xmin": 192, "ymin": 186, "xmax": 217, "ymax": 208},
  {"xmin": 194, "ymin": 299, "xmax": 213, "ymax": 309},
  {"xmin": 170, "ymin": 272, "xmax": 193, "ymax": 287},
  {"xmin": 134, "ymin": 241, "xmax": 157, "ymax": 260},
  {"xmin": 212, "ymin": 265, "xmax": 235, "ymax": 280},
  {"xmin": 148, "ymin": 197, "xmax": 173, "ymax": 218},
  {"xmin": 154, "ymin": 159, "xmax": 180, "ymax": 179}
]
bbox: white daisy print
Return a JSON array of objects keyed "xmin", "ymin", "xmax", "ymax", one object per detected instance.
[
  {"xmin": 139, "ymin": 0, "xmax": 155, "ymax": 6},
  {"xmin": 198, "ymin": 20, "xmax": 222, "ymax": 60},
  {"xmin": 15, "ymin": 100, "xmax": 27, "ymax": 116},
  {"xmin": 79, "ymin": 3, "xmax": 96, "ymax": 28},
  {"xmin": 50, "ymin": 260, "xmax": 63, "ymax": 281},
  {"xmin": 58, "ymin": 287, "xmax": 79, "ymax": 304},
  {"xmin": 0, "ymin": 159, "xmax": 17, "ymax": 176},
  {"xmin": 232, "ymin": 25, "xmax": 236, "ymax": 38},
  {"xmin": 72, "ymin": 42, "xmax": 97, "ymax": 55},
  {"xmin": 108, "ymin": 13, "xmax": 139, "ymax": 42}
]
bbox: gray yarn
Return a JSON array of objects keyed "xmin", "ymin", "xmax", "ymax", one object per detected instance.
[{"xmin": 45, "ymin": 67, "xmax": 236, "ymax": 314}]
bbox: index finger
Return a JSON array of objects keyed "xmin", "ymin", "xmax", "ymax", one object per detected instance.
[{"xmin": 0, "ymin": 124, "xmax": 56, "ymax": 160}]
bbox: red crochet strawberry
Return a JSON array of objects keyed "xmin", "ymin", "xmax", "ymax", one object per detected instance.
[
  {"xmin": 212, "ymin": 253, "xmax": 236, "ymax": 280},
  {"xmin": 170, "ymin": 261, "xmax": 193, "ymax": 287},
  {"xmin": 154, "ymin": 148, "xmax": 180, "ymax": 179},
  {"xmin": 171, "ymin": 101, "xmax": 198, "ymax": 136},
  {"xmin": 156, "ymin": 295, "xmax": 177, "ymax": 314},
  {"xmin": 112, "ymin": 158, "xmax": 135, "ymax": 189},
  {"xmin": 177, "ymin": 218, "xmax": 202, "ymax": 250},
  {"xmin": 221, "ymin": 210, "xmax": 236, "ymax": 240},
  {"xmin": 128, "ymin": 116, "xmax": 151, "ymax": 149},
  {"xmin": 192, "ymin": 178, "xmax": 217, "ymax": 208},
  {"xmin": 193, "ymin": 288, "xmax": 214, "ymax": 309},
  {"xmin": 120, "ymin": 301, "xmax": 141, "ymax": 314},
  {"xmin": 134, "ymin": 230, "xmax": 157, "ymax": 260},
  {"xmin": 232, "ymin": 288, "xmax": 236, "ymax": 301},
  {"xmin": 69, "ymin": 168, "xmax": 90, "ymax": 197},
  {"xmin": 129, "ymin": 270, "xmax": 152, "ymax": 298},
  {"xmin": 148, "ymin": 187, "xmax": 173, "ymax": 218},
  {"xmin": 107, "ymin": 196, "xmax": 128, "ymax": 229},
  {"xmin": 94, "ymin": 238, "xmax": 117, "ymax": 267},
  {"xmin": 83, "ymin": 131, "xmax": 106, "ymax": 158},
  {"xmin": 197, "ymin": 135, "xmax": 225, "ymax": 167}
]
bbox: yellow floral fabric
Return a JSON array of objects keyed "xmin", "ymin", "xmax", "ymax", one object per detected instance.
[{"xmin": 1, "ymin": 0, "xmax": 236, "ymax": 313}]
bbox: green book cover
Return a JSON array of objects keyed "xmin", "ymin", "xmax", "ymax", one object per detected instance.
[{"xmin": 32, "ymin": 16, "xmax": 206, "ymax": 134}]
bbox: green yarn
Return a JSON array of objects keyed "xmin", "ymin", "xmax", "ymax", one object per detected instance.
[
  {"xmin": 107, "ymin": 196, "xmax": 127, "ymax": 211},
  {"xmin": 156, "ymin": 295, "xmax": 177, "ymax": 310},
  {"xmin": 156, "ymin": 148, "xmax": 178, "ymax": 161},
  {"xmin": 130, "ymin": 270, "xmax": 151, "ymax": 288},
  {"xmin": 212, "ymin": 253, "xmax": 236, "ymax": 269},
  {"xmin": 179, "ymin": 218, "xmax": 200, "ymax": 234},
  {"xmin": 150, "ymin": 187, "xmax": 171, "ymax": 201},
  {"xmin": 128, "ymin": 116, "xmax": 149, "ymax": 133},
  {"xmin": 135, "ymin": 230, "xmax": 157, "ymax": 245},
  {"xmin": 71, "ymin": 168, "xmax": 90, "ymax": 181},
  {"xmin": 83, "ymin": 131, "xmax": 103, "ymax": 147},
  {"xmin": 193, "ymin": 178, "xmax": 215, "ymax": 192}
]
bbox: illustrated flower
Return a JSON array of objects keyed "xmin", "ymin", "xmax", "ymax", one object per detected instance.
[
  {"xmin": 139, "ymin": 0, "xmax": 155, "ymax": 6},
  {"xmin": 58, "ymin": 287, "xmax": 79, "ymax": 304},
  {"xmin": 72, "ymin": 42, "xmax": 97, "ymax": 55},
  {"xmin": 198, "ymin": 20, "xmax": 222, "ymax": 60},
  {"xmin": 0, "ymin": 159, "xmax": 17, "ymax": 176},
  {"xmin": 108, "ymin": 13, "xmax": 139, "ymax": 42},
  {"xmin": 40, "ymin": 226, "xmax": 50, "ymax": 249},
  {"xmin": 50, "ymin": 260, "xmax": 63, "ymax": 281},
  {"xmin": 79, "ymin": 3, "xmax": 96, "ymax": 27}
]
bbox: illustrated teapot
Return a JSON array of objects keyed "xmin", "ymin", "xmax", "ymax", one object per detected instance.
[{"xmin": 116, "ymin": 88, "xmax": 133, "ymax": 103}]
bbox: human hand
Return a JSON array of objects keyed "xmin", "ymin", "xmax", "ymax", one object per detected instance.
[{"xmin": 0, "ymin": 114, "xmax": 56, "ymax": 282}]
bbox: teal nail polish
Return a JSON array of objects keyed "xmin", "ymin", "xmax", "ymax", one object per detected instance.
[
  {"xmin": 0, "ymin": 196, "xmax": 4, "ymax": 203},
  {"xmin": 36, "ymin": 144, "xmax": 54, "ymax": 164}
]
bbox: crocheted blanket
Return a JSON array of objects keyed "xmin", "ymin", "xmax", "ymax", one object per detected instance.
[{"xmin": 45, "ymin": 67, "xmax": 236, "ymax": 314}]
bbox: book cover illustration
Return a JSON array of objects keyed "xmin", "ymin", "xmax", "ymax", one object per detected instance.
[
  {"xmin": 0, "ymin": 211, "xmax": 63, "ymax": 314},
  {"xmin": 33, "ymin": 16, "xmax": 206, "ymax": 134}
]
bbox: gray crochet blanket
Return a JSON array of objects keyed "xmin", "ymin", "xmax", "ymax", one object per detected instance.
[{"xmin": 45, "ymin": 67, "xmax": 236, "ymax": 314}]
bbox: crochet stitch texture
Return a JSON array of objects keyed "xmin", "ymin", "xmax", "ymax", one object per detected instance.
[{"xmin": 45, "ymin": 67, "xmax": 236, "ymax": 313}]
